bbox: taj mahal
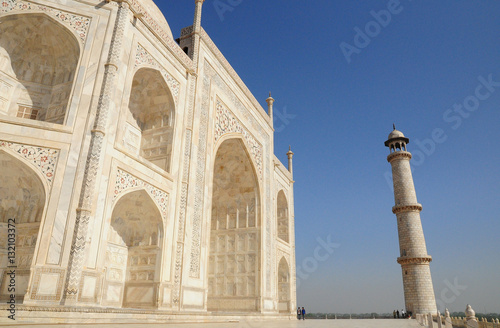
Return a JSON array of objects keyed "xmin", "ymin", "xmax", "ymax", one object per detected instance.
[
  {"xmin": 0, "ymin": 0, "xmax": 296, "ymax": 321},
  {"xmin": 0, "ymin": 0, "xmax": 445, "ymax": 325}
]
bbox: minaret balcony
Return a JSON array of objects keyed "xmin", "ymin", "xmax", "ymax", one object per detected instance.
[
  {"xmin": 397, "ymin": 255, "xmax": 432, "ymax": 265},
  {"xmin": 387, "ymin": 150, "xmax": 412, "ymax": 162},
  {"xmin": 392, "ymin": 203, "xmax": 423, "ymax": 214}
]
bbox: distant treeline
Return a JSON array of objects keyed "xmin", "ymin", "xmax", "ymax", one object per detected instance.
[
  {"xmin": 304, "ymin": 312, "xmax": 500, "ymax": 320},
  {"xmin": 450, "ymin": 313, "xmax": 500, "ymax": 322}
]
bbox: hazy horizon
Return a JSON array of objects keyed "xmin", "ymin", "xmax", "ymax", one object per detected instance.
[{"xmin": 163, "ymin": 1, "xmax": 500, "ymax": 314}]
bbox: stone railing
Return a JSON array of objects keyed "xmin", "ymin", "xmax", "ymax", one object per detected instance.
[
  {"xmin": 415, "ymin": 305, "xmax": 500, "ymax": 328},
  {"xmin": 449, "ymin": 317, "xmax": 500, "ymax": 328}
]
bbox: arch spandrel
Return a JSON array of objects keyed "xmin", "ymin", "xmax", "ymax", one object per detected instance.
[
  {"xmin": 112, "ymin": 169, "xmax": 169, "ymax": 221},
  {"xmin": 0, "ymin": 141, "xmax": 59, "ymax": 190},
  {"xmin": 0, "ymin": 2, "xmax": 91, "ymax": 44},
  {"xmin": 214, "ymin": 99, "xmax": 263, "ymax": 180},
  {"xmin": 134, "ymin": 44, "xmax": 180, "ymax": 104}
]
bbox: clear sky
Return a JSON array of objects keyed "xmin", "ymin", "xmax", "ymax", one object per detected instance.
[{"xmin": 161, "ymin": 1, "xmax": 500, "ymax": 314}]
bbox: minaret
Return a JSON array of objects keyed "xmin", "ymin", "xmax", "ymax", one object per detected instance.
[
  {"xmin": 287, "ymin": 146, "xmax": 294, "ymax": 175},
  {"xmin": 385, "ymin": 126, "xmax": 437, "ymax": 315}
]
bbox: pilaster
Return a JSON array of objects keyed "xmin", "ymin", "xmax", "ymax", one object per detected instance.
[{"xmin": 61, "ymin": 1, "xmax": 130, "ymax": 304}]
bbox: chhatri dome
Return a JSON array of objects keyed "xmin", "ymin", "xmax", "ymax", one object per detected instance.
[
  {"xmin": 388, "ymin": 128, "xmax": 405, "ymax": 140},
  {"xmin": 140, "ymin": 0, "xmax": 174, "ymax": 39},
  {"xmin": 384, "ymin": 124, "xmax": 410, "ymax": 146}
]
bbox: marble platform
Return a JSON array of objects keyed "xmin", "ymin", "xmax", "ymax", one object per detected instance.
[{"xmin": 3, "ymin": 319, "xmax": 421, "ymax": 328}]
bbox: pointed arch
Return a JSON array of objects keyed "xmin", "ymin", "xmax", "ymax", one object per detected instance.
[
  {"xmin": 214, "ymin": 132, "xmax": 263, "ymax": 186},
  {"xmin": 103, "ymin": 189, "xmax": 163, "ymax": 309},
  {"xmin": 277, "ymin": 190, "xmax": 289, "ymax": 243},
  {"xmin": 0, "ymin": 150, "xmax": 46, "ymax": 302},
  {"xmin": 0, "ymin": 13, "xmax": 80, "ymax": 124},
  {"xmin": 124, "ymin": 67, "xmax": 175, "ymax": 173},
  {"xmin": 277, "ymin": 256, "xmax": 291, "ymax": 313},
  {"xmin": 207, "ymin": 137, "xmax": 261, "ymax": 312}
]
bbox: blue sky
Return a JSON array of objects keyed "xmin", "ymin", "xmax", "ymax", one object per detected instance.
[{"xmin": 161, "ymin": 1, "xmax": 500, "ymax": 314}]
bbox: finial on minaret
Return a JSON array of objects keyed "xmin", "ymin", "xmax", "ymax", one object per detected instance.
[
  {"xmin": 266, "ymin": 92, "xmax": 275, "ymax": 123},
  {"xmin": 393, "ymin": 123, "xmax": 396, "ymax": 130},
  {"xmin": 287, "ymin": 146, "xmax": 294, "ymax": 175}
]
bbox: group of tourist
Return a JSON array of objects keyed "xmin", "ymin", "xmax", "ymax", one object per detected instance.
[
  {"xmin": 296, "ymin": 307, "xmax": 306, "ymax": 320},
  {"xmin": 393, "ymin": 309, "xmax": 412, "ymax": 318}
]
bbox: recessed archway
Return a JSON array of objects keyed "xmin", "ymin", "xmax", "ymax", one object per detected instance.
[
  {"xmin": 0, "ymin": 151, "xmax": 46, "ymax": 302},
  {"xmin": 277, "ymin": 257, "xmax": 291, "ymax": 313},
  {"xmin": 0, "ymin": 14, "xmax": 80, "ymax": 124},
  {"xmin": 207, "ymin": 138, "xmax": 261, "ymax": 312},
  {"xmin": 104, "ymin": 190, "xmax": 163, "ymax": 309},
  {"xmin": 124, "ymin": 68, "xmax": 175, "ymax": 173},
  {"xmin": 277, "ymin": 190, "xmax": 289, "ymax": 243}
]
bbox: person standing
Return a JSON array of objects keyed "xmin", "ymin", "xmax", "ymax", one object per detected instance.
[
  {"xmin": 397, "ymin": 310, "xmax": 400, "ymax": 318},
  {"xmin": 393, "ymin": 310, "xmax": 396, "ymax": 318},
  {"xmin": 297, "ymin": 307, "xmax": 301, "ymax": 320},
  {"xmin": 301, "ymin": 307, "xmax": 306, "ymax": 320}
]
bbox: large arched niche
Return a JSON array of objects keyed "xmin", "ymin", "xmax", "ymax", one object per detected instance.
[
  {"xmin": 207, "ymin": 138, "xmax": 261, "ymax": 312},
  {"xmin": 123, "ymin": 68, "xmax": 175, "ymax": 173},
  {"xmin": 277, "ymin": 257, "xmax": 291, "ymax": 313},
  {"xmin": 0, "ymin": 13, "xmax": 80, "ymax": 124},
  {"xmin": 104, "ymin": 190, "xmax": 163, "ymax": 309},
  {"xmin": 0, "ymin": 150, "xmax": 46, "ymax": 302},
  {"xmin": 277, "ymin": 190, "xmax": 289, "ymax": 243}
]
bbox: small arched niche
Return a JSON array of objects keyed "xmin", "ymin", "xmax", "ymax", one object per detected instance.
[
  {"xmin": 0, "ymin": 14, "xmax": 80, "ymax": 124},
  {"xmin": 277, "ymin": 190, "xmax": 289, "ymax": 243},
  {"xmin": 0, "ymin": 150, "xmax": 46, "ymax": 302},
  {"xmin": 124, "ymin": 68, "xmax": 175, "ymax": 173},
  {"xmin": 104, "ymin": 190, "xmax": 163, "ymax": 309}
]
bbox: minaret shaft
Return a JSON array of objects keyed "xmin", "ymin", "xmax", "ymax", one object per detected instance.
[{"xmin": 385, "ymin": 129, "xmax": 437, "ymax": 315}]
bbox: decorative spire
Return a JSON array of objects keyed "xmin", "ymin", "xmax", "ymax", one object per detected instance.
[
  {"xmin": 287, "ymin": 146, "xmax": 294, "ymax": 175},
  {"xmin": 393, "ymin": 123, "xmax": 396, "ymax": 131},
  {"xmin": 193, "ymin": 0, "xmax": 205, "ymax": 33},
  {"xmin": 266, "ymin": 92, "xmax": 275, "ymax": 122}
]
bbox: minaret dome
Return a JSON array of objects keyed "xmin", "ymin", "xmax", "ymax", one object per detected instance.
[{"xmin": 384, "ymin": 125, "xmax": 409, "ymax": 153}]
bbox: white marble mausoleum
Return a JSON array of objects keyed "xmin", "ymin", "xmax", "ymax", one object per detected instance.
[{"xmin": 0, "ymin": 0, "xmax": 296, "ymax": 320}]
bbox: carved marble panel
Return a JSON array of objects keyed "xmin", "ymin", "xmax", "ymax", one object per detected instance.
[
  {"xmin": 112, "ymin": 169, "xmax": 168, "ymax": 220},
  {"xmin": 0, "ymin": 140, "xmax": 59, "ymax": 188},
  {"xmin": 214, "ymin": 99, "xmax": 263, "ymax": 179}
]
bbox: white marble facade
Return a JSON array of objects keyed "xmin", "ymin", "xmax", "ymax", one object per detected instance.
[{"xmin": 0, "ymin": 0, "xmax": 296, "ymax": 319}]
